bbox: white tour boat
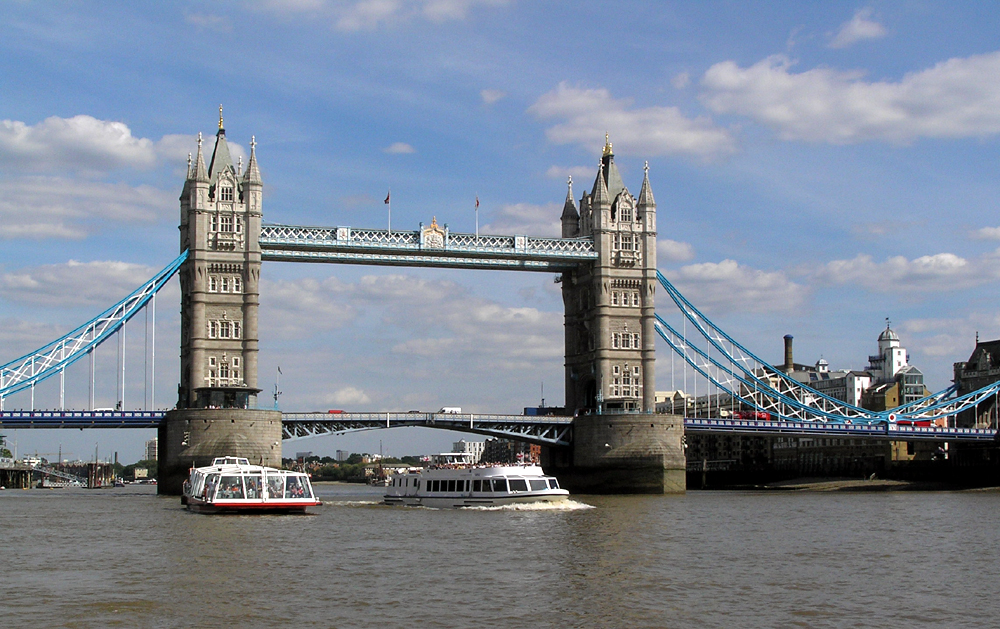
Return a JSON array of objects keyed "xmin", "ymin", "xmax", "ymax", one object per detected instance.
[
  {"xmin": 182, "ymin": 456, "xmax": 321, "ymax": 514},
  {"xmin": 383, "ymin": 464, "xmax": 569, "ymax": 508}
]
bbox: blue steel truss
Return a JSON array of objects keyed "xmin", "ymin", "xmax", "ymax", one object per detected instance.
[
  {"xmin": 654, "ymin": 270, "xmax": 1000, "ymax": 426},
  {"xmin": 280, "ymin": 412, "xmax": 574, "ymax": 446},
  {"xmin": 0, "ymin": 251, "xmax": 188, "ymax": 404},
  {"xmin": 259, "ymin": 224, "xmax": 597, "ymax": 272}
]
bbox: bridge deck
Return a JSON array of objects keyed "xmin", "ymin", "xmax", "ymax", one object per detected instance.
[
  {"xmin": 259, "ymin": 224, "xmax": 597, "ymax": 272},
  {"xmin": 0, "ymin": 411, "xmax": 994, "ymax": 443}
]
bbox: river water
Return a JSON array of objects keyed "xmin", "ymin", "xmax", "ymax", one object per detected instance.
[{"xmin": 2, "ymin": 483, "xmax": 999, "ymax": 628}]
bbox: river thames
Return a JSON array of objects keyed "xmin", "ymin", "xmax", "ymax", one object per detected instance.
[{"xmin": 2, "ymin": 483, "xmax": 999, "ymax": 628}]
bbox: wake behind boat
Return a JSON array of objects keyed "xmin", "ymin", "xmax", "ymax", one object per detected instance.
[
  {"xmin": 182, "ymin": 457, "xmax": 321, "ymax": 514},
  {"xmin": 384, "ymin": 464, "xmax": 569, "ymax": 508}
]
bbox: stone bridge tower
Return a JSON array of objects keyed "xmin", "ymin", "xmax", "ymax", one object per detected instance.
[
  {"xmin": 159, "ymin": 110, "xmax": 281, "ymax": 495},
  {"xmin": 552, "ymin": 137, "xmax": 685, "ymax": 493}
]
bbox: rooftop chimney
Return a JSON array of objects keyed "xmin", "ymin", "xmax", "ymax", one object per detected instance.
[{"xmin": 783, "ymin": 335, "xmax": 794, "ymax": 374}]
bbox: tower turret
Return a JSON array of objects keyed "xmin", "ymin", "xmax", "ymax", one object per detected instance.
[{"xmin": 561, "ymin": 176, "xmax": 580, "ymax": 237}]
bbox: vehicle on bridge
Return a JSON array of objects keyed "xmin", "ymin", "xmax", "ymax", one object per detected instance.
[
  {"xmin": 383, "ymin": 464, "xmax": 568, "ymax": 508},
  {"xmin": 182, "ymin": 457, "xmax": 321, "ymax": 514}
]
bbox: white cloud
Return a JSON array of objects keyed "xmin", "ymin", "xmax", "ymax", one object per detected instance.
[
  {"xmin": 0, "ymin": 177, "xmax": 174, "ymax": 240},
  {"xmin": 481, "ymin": 202, "xmax": 561, "ymax": 237},
  {"xmin": 545, "ymin": 165, "xmax": 594, "ymax": 181},
  {"xmin": 323, "ymin": 386, "xmax": 372, "ymax": 406},
  {"xmin": 261, "ymin": 0, "xmax": 507, "ymax": 32},
  {"xmin": 663, "ymin": 260, "xmax": 807, "ymax": 313},
  {"xmin": 529, "ymin": 82, "xmax": 737, "ymax": 160},
  {"xmin": 0, "ymin": 260, "xmax": 159, "ymax": 307},
  {"xmin": 813, "ymin": 252, "xmax": 1000, "ymax": 292},
  {"xmin": 384, "ymin": 142, "xmax": 416, "ymax": 154},
  {"xmin": 480, "ymin": 89, "xmax": 506, "ymax": 105},
  {"xmin": 657, "ymin": 239, "xmax": 695, "ymax": 262},
  {"xmin": 972, "ymin": 226, "xmax": 1000, "ymax": 240},
  {"xmin": 671, "ymin": 72, "xmax": 690, "ymax": 89},
  {"xmin": 0, "ymin": 115, "xmax": 157, "ymax": 173},
  {"xmin": 260, "ymin": 277, "xmax": 357, "ymax": 339},
  {"xmin": 700, "ymin": 51, "xmax": 1000, "ymax": 143},
  {"xmin": 830, "ymin": 8, "xmax": 887, "ymax": 49}
]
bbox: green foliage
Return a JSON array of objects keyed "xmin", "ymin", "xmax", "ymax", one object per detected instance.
[
  {"xmin": 0, "ymin": 448, "xmax": 11, "ymax": 458},
  {"xmin": 311, "ymin": 463, "xmax": 366, "ymax": 482},
  {"xmin": 345, "ymin": 453, "xmax": 363, "ymax": 465}
]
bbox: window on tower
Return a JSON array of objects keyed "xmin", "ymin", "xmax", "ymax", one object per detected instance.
[
  {"xmin": 209, "ymin": 276, "xmax": 217, "ymax": 292},
  {"xmin": 233, "ymin": 276, "xmax": 242, "ymax": 293},
  {"xmin": 220, "ymin": 216, "xmax": 233, "ymax": 233},
  {"xmin": 220, "ymin": 186, "xmax": 234, "ymax": 202}
]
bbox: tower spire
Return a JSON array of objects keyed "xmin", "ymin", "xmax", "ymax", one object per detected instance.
[
  {"xmin": 637, "ymin": 160, "xmax": 656, "ymax": 208},
  {"xmin": 219, "ymin": 104, "xmax": 224, "ymax": 130},
  {"xmin": 244, "ymin": 135, "xmax": 262, "ymax": 185},
  {"xmin": 192, "ymin": 132, "xmax": 208, "ymax": 182}
]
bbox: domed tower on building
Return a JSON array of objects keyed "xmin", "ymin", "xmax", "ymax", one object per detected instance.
[
  {"xmin": 561, "ymin": 135, "xmax": 657, "ymax": 414},
  {"xmin": 160, "ymin": 109, "xmax": 281, "ymax": 495},
  {"xmin": 553, "ymin": 137, "xmax": 684, "ymax": 494}
]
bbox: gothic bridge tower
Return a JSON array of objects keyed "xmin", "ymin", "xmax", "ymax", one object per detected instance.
[
  {"xmin": 159, "ymin": 110, "xmax": 281, "ymax": 495},
  {"xmin": 551, "ymin": 137, "xmax": 685, "ymax": 493}
]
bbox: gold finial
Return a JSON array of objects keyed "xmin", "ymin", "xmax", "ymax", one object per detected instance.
[
  {"xmin": 430, "ymin": 216, "xmax": 439, "ymax": 229},
  {"xmin": 602, "ymin": 132, "xmax": 612, "ymax": 156},
  {"xmin": 219, "ymin": 104, "xmax": 224, "ymax": 130}
]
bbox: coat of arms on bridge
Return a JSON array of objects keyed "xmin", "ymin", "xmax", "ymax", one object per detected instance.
[{"xmin": 420, "ymin": 217, "xmax": 447, "ymax": 249}]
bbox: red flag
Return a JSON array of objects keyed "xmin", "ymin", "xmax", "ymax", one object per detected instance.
[
  {"xmin": 475, "ymin": 196, "xmax": 479, "ymax": 209},
  {"xmin": 384, "ymin": 190, "xmax": 390, "ymax": 204}
]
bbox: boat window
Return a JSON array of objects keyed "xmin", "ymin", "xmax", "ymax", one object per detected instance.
[
  {"xmin": 491, "ymin": 478, "xmax": 508, "ymax": 493},
  {"xmin": 285, "ymin": 475, "xmax": 307, "ymax": 498},
  {"xmin": 447, "ymin": 480, "xmax": 456, "ymax": 492},
  {"xmin": 473, "ymin": 480, "xmax": 481, "ymax": 492},
  {"xmin": 244, "ymin": 474, "xmax": 262, "ymax": 499},
  {"xmin": 205, "ymin": 474, "xmax": 219, "ymax": 498},
  {"xmin": 218, "ymin": 475, "xmax": 244, "ymax": 499},
  {"xmin": 266, "ymin": 474, "xmax": 284, "ymax": 499},
  {"xmin": 548, "ymin": 479, "xmax": 560, "ymax": 489},
  {"xmin": 301, "ymin": 478, "xmax": 315, "ymax": 499},
  {"xmin": 529, "ymin": 479, "xmax": 548, "ymax": 491},
  {"xmin": 509, "ymin": 479, "xmax": 529, "ymax": 492}
]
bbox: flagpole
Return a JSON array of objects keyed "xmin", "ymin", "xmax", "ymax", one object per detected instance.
[
  {"xmin": 475, "ymin": 194, "xmax": 479, "ymax": 240},
  {"xmin": 384, "ymin": 189, "xmax": 391, "ymax": 234}
]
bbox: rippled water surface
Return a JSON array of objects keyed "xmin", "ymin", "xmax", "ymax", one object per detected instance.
[{"xmin": 2, "ymin": 483, "xmax": 999, "ymax": 628}]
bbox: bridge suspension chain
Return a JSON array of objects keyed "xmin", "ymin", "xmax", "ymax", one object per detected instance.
[
  {"xmin": 0, "ymin": 250, "xmax": 188, "ymax": 404},
  {"xmin": 654, "ymin": 270, "xmax": 1000, "ymax": 425}
]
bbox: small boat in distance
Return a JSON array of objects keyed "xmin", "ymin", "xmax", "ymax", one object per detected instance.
[
  {"xmin": 384, "ymin": 464, "xmax": 569, "ymax": 508},
  {"xmin": 182, "ymin": 457, "xmax": 321, "ymax": 514}
]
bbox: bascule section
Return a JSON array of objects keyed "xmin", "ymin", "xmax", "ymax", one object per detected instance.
[
  {"xmin": 553, "ymin": 138, "xmax": 685, "ymax": 493},
  {"xmin": 161, "ymin": 111, "xmax": 280, "ymax": 495}
]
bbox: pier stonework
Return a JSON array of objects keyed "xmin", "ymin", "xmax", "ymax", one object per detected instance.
[
  {"xmin": 552, "ymin": 138, "xmax": 686, "ymax": 493},
  {"xmin": 160, "ymin": 111, "xmax": 275, "ymax": 494}
]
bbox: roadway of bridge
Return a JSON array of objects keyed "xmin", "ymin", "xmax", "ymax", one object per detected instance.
[{"xmin": 0, "ymin": 411, "xmax": 995, "ymax": 443}]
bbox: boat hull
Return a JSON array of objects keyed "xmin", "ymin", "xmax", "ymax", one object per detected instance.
[
  {"xmin": 186, "ymin": 498, "xmax": 320, "ymax": 514},
  {"xmin": 384, "ymin": 492, "xmax": 568, "ymax": 508}
]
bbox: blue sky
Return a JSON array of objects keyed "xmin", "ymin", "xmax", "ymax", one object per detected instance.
[{"xmin": 3, "ymin": 1, "xmax": 1000, "ymax": 462}]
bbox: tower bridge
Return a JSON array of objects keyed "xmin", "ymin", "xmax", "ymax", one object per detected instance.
[{"xmin": 3, "ymin": 114, "xmax": 1000, "ymax": 494}]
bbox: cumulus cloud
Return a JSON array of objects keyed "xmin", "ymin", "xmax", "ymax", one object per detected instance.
[
  {"xmin": 0, "ymin": 115, "xmax": 157, "ymax": 173},
  {"xmin": 529, "ymin": 82, "xmax": 737, "ymax": 160},
  {"xmin": 700, "ymin": 51, "xmax": 1000, "ymax": 143},
  {"xmin": 323, "ymin": 386, "xmax": 372, "ymax": 406},
  {"xmin": 260, "ymin": 276, "xmax": 357, "ymax": 339},
  {"xmin": 0, "ymin": 260, "xmax": 159, "ymax": 307},
  {"xmin": 0, "ymin": 115, "xmax": 232, "ymax": 176},
  {"xmin": 663, "ymin": 260, "xmax": 807, "ymax": 313},
  {"xmin": 0, "ymin": 177, "xmax": 174, "ymax": 240},
  {"xmin": 657, "ymin": 239, "xmax": 695, "ymax": 262},
  {"xmin": 480, "ymin": 89, "xmax": 506, "ymax": 105},
  {"xmin": 481, "ymin": 202, "xmax": 561, "ymax": 236},
  {"xmin": 971, "ymin": 226, "xmax": 1000, "ymax": 240},
  {"xmin": 829, "ymin": 8, "xmax": 887, "ymax": 49},
  {"xmin": 813, "ymin": 252, "xmax": 1000, "ymax": 292},
  {"xmin": 384, "ymin": 142, "xmax": 416, "ymax": 154}
]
